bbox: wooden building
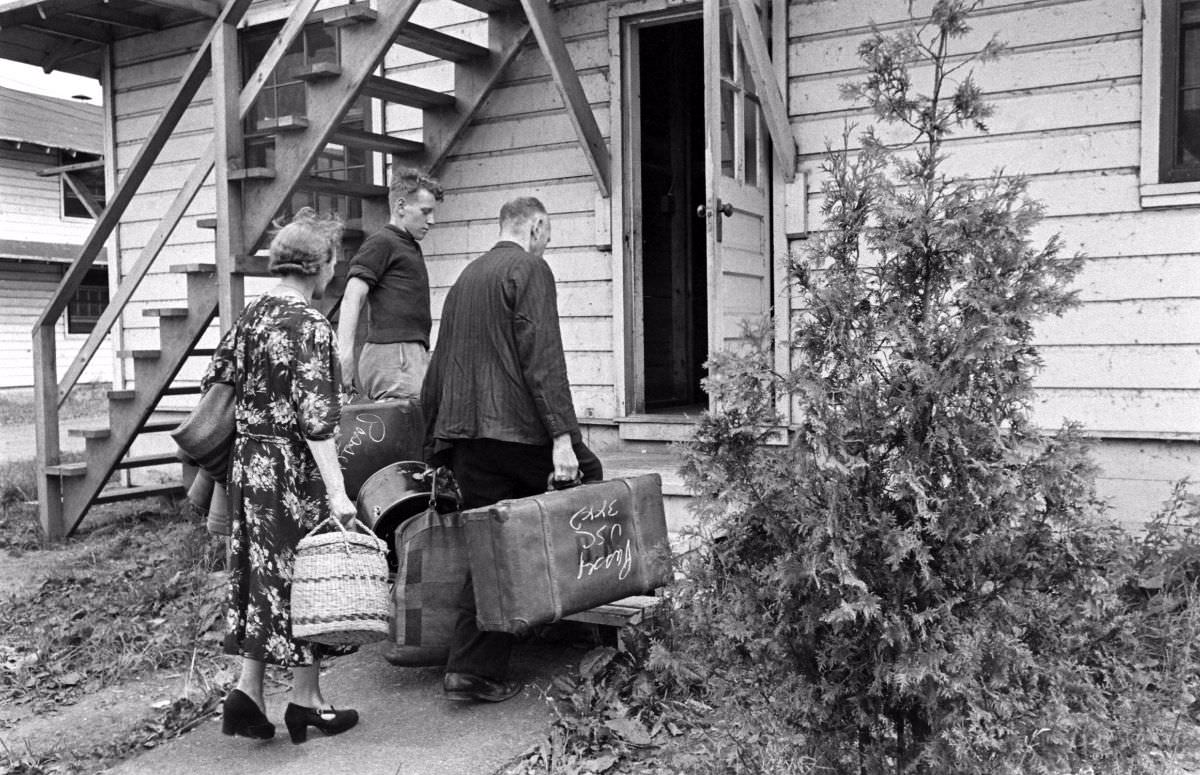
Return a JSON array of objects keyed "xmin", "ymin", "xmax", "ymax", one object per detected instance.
[
  {"xmin": 0, "ymin": 85, "xmax": 110, "ymax": 391},
  {"xmin": 0, "ymin": 0, "xmax": 1195, "ymax": 538}
]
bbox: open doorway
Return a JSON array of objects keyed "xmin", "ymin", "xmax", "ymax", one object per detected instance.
[{"xmin": 634, "ymin": 17, "xmax": 706, "ymax": 413}]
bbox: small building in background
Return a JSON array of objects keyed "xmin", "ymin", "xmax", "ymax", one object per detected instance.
[{"xmin": 0, "ymin": 84, "xmax": 110, "ymax": 391}]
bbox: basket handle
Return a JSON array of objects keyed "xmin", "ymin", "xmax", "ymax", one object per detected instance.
[{"xmin": 303, "ymin": 514, "xmax": 376, "ymax": 546}]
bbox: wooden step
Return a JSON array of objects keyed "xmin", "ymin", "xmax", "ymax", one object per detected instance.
[
  {"xmin": 69, "ymin": 411, "xmax": 189, "ymax": 440},
  {"xmin": 45, "ymin": 462, "xmax": 88, "ymax": 477},
  {"xmin": 196, "ymin": 217, "xmax": 217, "ymax": 230},
  {"xmin": 452, "ymin": 0, "xmax": 519, "ymax": 14},
  {"xmin": 119, "ymin": 349, "xmax": 162, "ymax": 360},
  {"xmin": 394, "ymin": 23, "xmax": 489, "ymax": 63},
  {"xmin": 229, "ymin": 167, "xmax": 276, "ymax": 181},
  {"xmin": 322, "ymin": 3, "xmax": 377, "ymax": 27},
  {"xmin": 47, "ymin": 453, "xmax": 184, "ymax": 478},
  {"xmin": 293, "ymin": 61, "xmax": 342, "ymax": 81},
  {"xmin": 255, "ymin": 114, "xmax": 309, "ymax": 133},
  {"xmin": 170, "ymin": 262, "xmax": 216, "ymax": 274},
  {"xmin": 329, "ymin": 127, "xmax": 422, "ymax": 155},
  {"xmin": 68, "ymin": 426, "xmax": 111, "ymax": 439},
  {"xmin": 359, "ymin": 76, "xmax": 455, "ymax": 109},
  {"xmin": 91, "ymin": 482, "xmax": 185, "ymax": 506},
  {"xmin": 298, "ymin": 175, "xmax": 389, "ymax": 199},
  {"xmin": 140, "ymin": 418, "xmax": 183, "ymax": 434},
  {"xmin": 600, "ymin": 448, "xmax": 695, "ymax": 537},
  {"xmin": 108, "ymin": 385, "xmax": 202, "ymax": 401},
  {"xmin": 562, "ymin": 595, "xmax": 662, "ymax": 628},
  {"xmin": 143, "ymin": 307, "xmax": 190, "ymax": 318}
]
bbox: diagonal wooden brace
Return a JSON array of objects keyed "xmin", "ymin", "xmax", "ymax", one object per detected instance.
[
  {"xmin": 518, "ymin": 0, "xmax": 611, "ymax": 197},
  {"xmin": 730, "ymin": 0, "xmax": 797, "ymax": 182}
]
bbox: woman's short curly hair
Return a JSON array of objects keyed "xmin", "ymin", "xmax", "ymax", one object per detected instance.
[{"xmin": 267, "ymin": 207, "xmax": 344, "ymax": 277}]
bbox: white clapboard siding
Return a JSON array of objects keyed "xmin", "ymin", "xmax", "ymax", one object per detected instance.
[
  {"xmin": 786, "ymin": 0, "xmax": 1200, "ymax": 525},
  {"xmin": 0, "ymin": 262, "xmax": 111, "ymax": 389},
  {"xmin": 110, "ymin": 20, "xmax": 220, "ymax": 358},
  {"xmin": 0, "ymin": 149, "xmax": 96, "ymax": 245}
]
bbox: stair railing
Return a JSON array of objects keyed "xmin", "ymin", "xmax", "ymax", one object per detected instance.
[{"xmin": 32, "ymin": 0, "xmax": 324, "ymax": 539}]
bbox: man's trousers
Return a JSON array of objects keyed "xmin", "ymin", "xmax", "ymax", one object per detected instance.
[{"xmin": 445, "ymin": 438, "xmax": 602, "ymax": 680}]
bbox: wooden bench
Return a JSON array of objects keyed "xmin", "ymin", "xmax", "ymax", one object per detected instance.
[{"xmin": 561, "ymin": 595, "xmax": 664, "ymax": 649}]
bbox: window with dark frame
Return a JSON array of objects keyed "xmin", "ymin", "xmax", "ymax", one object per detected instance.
[
  {"xmin": 1161, "ymin": 0, "xmax": 1200, "ymax": 182},
  {"xmin": 60, "ymin": 150, "xmax": 106, "ymax": 219},
  {"xmin": 241, "ymin": 21, "xmax": 368, "ymax": 222},
  {"xmin": 66, "ymin": 267, "xmax": 110, "ymax": 335}
]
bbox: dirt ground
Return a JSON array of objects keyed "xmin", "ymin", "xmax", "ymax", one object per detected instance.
[{"xmin": 0, "ymin": 491, "xmax": 235, "ymax": 774}]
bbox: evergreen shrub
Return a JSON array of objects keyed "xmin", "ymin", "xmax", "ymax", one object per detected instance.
[{"xmin": 668, "ymin": 2, "xmax": 1200, "ymax": 772}]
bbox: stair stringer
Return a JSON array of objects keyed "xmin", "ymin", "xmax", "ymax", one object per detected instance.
[
  {"xmin": 398, "ymin": 10, "xmax": 532, "ymax": 175},
  {"xmin": 60, "ymin": 270, "xmax": 219, "ymax": 535},
  {"xmin": 237, "ymin": 0, "xmax": 427, "ymax": 254}
]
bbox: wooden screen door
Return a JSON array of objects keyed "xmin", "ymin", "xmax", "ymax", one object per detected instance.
[{"xmin": 702, "ymin": 0, "xmax": 772, "ymax": 357}]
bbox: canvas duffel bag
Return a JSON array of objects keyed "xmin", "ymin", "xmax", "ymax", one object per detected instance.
[{"xmin": 387, "ymin": 505, "xmax": 471, "ymax": 666}]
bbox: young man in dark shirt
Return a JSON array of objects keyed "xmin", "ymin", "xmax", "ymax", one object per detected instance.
[
  {"xmin": 337, "ymin": 168, "xmax": 443, "ymax": 400},
  {"xmin": 423, "ymin": 196, "xmax": 601, "ymax": 702}
]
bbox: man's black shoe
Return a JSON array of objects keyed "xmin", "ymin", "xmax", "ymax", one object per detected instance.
[{"xmin": 443, "ymin": 672, "xmax": 523, "ymax": 703}]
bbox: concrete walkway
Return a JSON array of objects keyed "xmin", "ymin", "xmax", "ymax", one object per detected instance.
[{"xmin": 107, "ymin": 640, "xmax": 577, "ymax": 775}]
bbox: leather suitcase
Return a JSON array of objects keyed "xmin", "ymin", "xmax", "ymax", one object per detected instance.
[
  {"xmin": 463, "ymin": 474, "xmax": 671, "ymax": 634},
  {"xmin": 337, "ymin": 397, "xmax": 424, "ymax": 500}
]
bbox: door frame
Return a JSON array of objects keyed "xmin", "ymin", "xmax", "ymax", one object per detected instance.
[
  {"xmin": 609, "ymin": 0, "xmax": 704, "ymax": 417},
  {"xmin": 608, "ymin": 0, "xmax": 788, "ymax": 419}
]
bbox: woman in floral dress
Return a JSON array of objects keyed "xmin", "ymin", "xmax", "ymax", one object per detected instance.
[{"xmin": 202, "ymin": 208, "xmax": 360, "ymax": 744}]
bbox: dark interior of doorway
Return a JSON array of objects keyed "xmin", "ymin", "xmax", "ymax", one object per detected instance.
[{"xmin": 638, "ymin": 18, "xmax": 707, "ymax": 412}]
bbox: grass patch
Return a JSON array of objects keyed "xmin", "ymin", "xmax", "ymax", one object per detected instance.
[
  {"xmin": 0, "ymin": 499, "xmax": 234, "ymax": 774},
  {"xmin": 0, "ymin": 383, "xmax": 110, "ymax": 426},
  {"xmin": 0, "ymin": 506, "xmax": 227, "ymax": 711}
]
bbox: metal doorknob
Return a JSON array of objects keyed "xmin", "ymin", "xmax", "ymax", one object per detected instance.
[{"xmin": 696, "ymin": 201, "xmax": 735, "ymax": 218}]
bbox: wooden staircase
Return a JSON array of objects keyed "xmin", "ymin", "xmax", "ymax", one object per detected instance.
[{"xmin": 33, "ymin": 0, "xmax": 604, "ymax": 539}]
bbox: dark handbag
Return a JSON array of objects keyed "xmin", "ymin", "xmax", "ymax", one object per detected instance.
[{"xmin": 171, "ymin": 381, "xmax": 235, "ymax": 482}]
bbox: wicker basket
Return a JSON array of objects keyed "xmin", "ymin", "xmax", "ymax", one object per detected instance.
[{"xmin": 291, "ymin": 516, "xmax": 391, "ymax": 646}]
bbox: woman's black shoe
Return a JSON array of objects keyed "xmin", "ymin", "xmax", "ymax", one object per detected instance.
[
  {"xmin": 283, "ymin": 703, "xmax": 359, "ymax": 744},
  {"xmin": 222, "ymin": 689, "xmax": 275, "ymax": 740}
]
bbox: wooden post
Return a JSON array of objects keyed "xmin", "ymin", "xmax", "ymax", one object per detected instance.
[
  {"xmin": 33, "ymin": 325, "xmax": 63, "ymax": 540},
  {"xmin": 213, "ymin": 17, "xmax": 245, "ymax": 331}
]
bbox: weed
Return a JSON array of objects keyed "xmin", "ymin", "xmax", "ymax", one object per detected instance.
[
  {"xmin": 0, "ymin": 494, "xmax": 237, "ymax": 774},
  {"xmin": 0, "ymin": 384, "xmax": 109, "ymax": 426}
]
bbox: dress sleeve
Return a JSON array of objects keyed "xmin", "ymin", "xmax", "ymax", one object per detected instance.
[
  {"xmin": 510, "ymin": 258, "xmax": 579, "ymax": 440},
  {"xmin": 292, "ymin": 314, "xmax": 343, "ymax": 440},
  {"xmin": 201, "ymin": 324, "xmax": 237, "ymax": 391},
  {"xmin": 345, "ymin": 232, "xmax": 390, "ymax": 287}
]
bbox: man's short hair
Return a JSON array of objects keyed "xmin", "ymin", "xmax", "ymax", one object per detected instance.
[
  {"xmin": 499, "ymin": 197, "xmax": 547, "ymax": 230},
  {"xmin": 389, "ymin": 167, "xmax": 444, "ymax": 209}
]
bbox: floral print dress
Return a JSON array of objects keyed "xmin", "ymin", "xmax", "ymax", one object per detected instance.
[{"xmin": 202, "ymin": 294, "xmax": 350, "ymax": 667}]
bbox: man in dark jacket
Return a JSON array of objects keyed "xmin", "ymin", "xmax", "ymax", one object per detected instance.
[{"xmin": 422, "ymin": 196, "xmax": 598, "ymax": 702}]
